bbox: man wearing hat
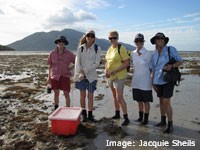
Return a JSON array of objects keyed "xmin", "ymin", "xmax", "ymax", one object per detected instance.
[
  {"xmin": 47, "ymin": 36, "xmax": 75, "ymax": 110},
  {"xmin": 150, "ymin": 32, "xmax": 183, "ymax": 133}
]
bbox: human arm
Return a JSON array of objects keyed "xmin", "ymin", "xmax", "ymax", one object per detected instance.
[
  {"xmin": 47, "ymin": 55, "xmax": 52, "ymax": 85},
  {"xmin": 164, "ymin": 47, "xmax": 183, "ymax": 71},
  {"xmin": 110, "ymin": 59, "xmax": 129, "ymax": 75}
]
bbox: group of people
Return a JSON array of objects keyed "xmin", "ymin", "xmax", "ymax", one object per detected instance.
[{"xmin": 47, "ymin": 30, "xmax": 183, "ymax": 134}]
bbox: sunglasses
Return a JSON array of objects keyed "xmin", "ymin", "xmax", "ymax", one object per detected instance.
[
  {"xmin": 135, "ymin": 40, "xmax": 144, "ymax": 43},
  {"xmin": 156, "ymin": 37, "xmax": 164, "ymax": 40},
  {"xmin": 57, "ymin": 40, "xmax": 65, "ymax": 43},
  {"xmin": 108, "ymin": 37, "xmax": 118, "ymax": 40},
  {"xmin": 86, "ymin": 34, "xmax": 95, "ymax": 38}
]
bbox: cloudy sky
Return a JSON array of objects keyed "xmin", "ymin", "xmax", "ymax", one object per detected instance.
[{"xmin": 0, "ymin": 0, "xmax": 200, "ymax": 51}]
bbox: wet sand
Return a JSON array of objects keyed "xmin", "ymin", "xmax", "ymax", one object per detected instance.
[{"xmin": 0, "ymin": 52, "xmax": 200, "ymax": 150}]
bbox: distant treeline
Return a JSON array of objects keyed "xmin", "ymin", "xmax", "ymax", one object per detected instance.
[{"xmin": 0, "ymin": 45, "xmax": 14, "ymax": 51}]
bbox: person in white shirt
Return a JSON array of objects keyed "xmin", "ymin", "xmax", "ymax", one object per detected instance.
[
  {"xmin": 74, "ymin": 30, "xmax": 101, "ymax": 122},
  {"xmin": 131, "ymin": 33, "xmax": 153, "ymax": 125}
]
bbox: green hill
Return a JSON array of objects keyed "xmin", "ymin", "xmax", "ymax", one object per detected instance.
[
  {"xmin": 0, "ymin": 45, "xmax": 14, "ymax": 51},
  {"xmin": 7, "ymin": 29, "xmax": 135, "ymax": 51}
]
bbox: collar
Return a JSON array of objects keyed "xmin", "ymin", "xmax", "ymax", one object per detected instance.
[
  {"xmin": 55, "ymin": 47, "xmax": 67, "ymax": 54},
  {"xmin": 135, "ymin": 47, "xmax": 146, "ymax": 54},
  {"xmin": 85, "ymin": 43, "xmax": 95, "ymax": 49},
  {"xmin": 140, "ymin": 47, "xmax": 146, "ymax": 54},
  {"xmin": 156, "ymin": 45, "xmax": 167, "ymax": 55}
]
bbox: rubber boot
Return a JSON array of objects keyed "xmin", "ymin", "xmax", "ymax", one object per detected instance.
[
  {"xmin": 121, "ymin": 114, "xmax": 130, "ymax": 126},
  {"xmin": 112, "ymin": 111, "xmax": 120, "ymax": 119},
  {"xmin": 137, "ymin": 111, "xmax": 143, "ymax": 122},
  {"xmin": 81, "ymin": 109, "xmax": 87, "ymax": 122},
  {"xmin": 88, "ymin": 111, "xmax": 97, "ymax": 123},
  {"xmin": 54, "ymin": 104, "xmax": 59, "ymax": 110},
  {"xmin": 141, "ymin": 113, "xmax": 149, "ymax": 125},
  {"xmin": 164, "ymin": 121, "xmax": 174, "ymax": 134},
  {"xmin": 155, "ymin": 116, "xmax": 166, "ymax": 127}
]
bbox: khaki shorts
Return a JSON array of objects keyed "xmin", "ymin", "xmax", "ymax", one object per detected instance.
[{"xmin": 108, "ymin": 78, "xmax": 125, "ymax": 91}]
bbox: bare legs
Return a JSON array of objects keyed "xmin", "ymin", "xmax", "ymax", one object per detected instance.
[
  {"xmin": 79, "ymin": 90, "xmax": 96, "ymax": 122},
  {"xmin": 53, "ymin": 90, "xmax": 71, "ymax": 109},
  {"xmin": 110, "ymin": 85, "xmax": 129, "ymax": 126},
  {"xmin": 80, "ymin": 90, "xmax": 94, "ymax": 111}
]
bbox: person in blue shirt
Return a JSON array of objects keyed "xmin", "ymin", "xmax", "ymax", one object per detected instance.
[{"xmin": 150, "ymin": 33, "xmax": 183, "ymax": 133}]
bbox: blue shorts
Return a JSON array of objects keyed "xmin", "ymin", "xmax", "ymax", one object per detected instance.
[{"xmin": 75, "ymin": 79, "xmax": 97, "ymax": 93}]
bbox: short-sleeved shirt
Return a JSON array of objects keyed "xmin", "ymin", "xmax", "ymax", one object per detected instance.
[
  {"xmin": 105, "ymin": 45, "xmax": 129, "ymax": 80},
  {"xmin": 131, "ymin": 47, "xmax": 153, "ymax": 90},
  {"xmin": 48, "ymin": 48, "xmax": 75, "ymax": 81},
  {"xmin": 151, "ymin": 46, "xmax": 182, "ymax": 85}
]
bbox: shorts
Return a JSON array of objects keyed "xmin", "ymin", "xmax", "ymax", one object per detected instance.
[
  {"xmin": 75, "ymin": 79, "xmax": 97, "ymax": 93},
  {"xmin": 108, "ymin": 78, "xmax": 125, "ymax": 91},
  {"xmin": 132, "ymin": 89, "xmax": 153, "ymax": 103},
  {"xmin": 155, "ymin": 82, "xmax": 175, "ymax": 98},
  {"xmin": 51, "ymin": 76, "xmax": 70, "ymax": 92}
]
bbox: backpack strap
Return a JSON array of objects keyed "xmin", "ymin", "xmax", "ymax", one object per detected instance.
[
  {"xmin": 167, "ymin": 46, "xmax": 172, "ymax": 61},
  {"xmin": 81, "ymin": 46, "xmax": 84, "ymax": 52},
  {"xmin": 117, "ymin": 44, "xmax": 122, "ymax": 55},
  {"xmin": 81, "ymin": 44, "xmax": 98, "ymax": 53},
  {"xmin": 94, "ymin": 44, "xmax": 98, "ymax": 54}
]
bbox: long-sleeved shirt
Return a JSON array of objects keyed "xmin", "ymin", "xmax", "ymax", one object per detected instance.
[{"xmin": 74, "ymin": 43, "xmax": 101, "ymax": 83}]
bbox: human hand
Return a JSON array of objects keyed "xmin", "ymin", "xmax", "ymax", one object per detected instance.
[
  {"xmin": 153, "ymin": 84, "xmax": 158, "ymax": 93},
  {"xmin": 78, "ymin": 73, "xmax": 85, "ymax": 81},
  {"xmin": 105, "ymin": 73, "xmax": 110, "ymax": 78},
  {"xmin": 163, "ymin": 64, "xmax": 173, "ymax": 71},
  {"xmin": 110, "ymin": 70, "xmax": 117, "ymax": 76}
]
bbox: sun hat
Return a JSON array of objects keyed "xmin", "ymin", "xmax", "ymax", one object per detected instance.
[
  {"xmin": 54, "ymin": 36, "xmax": 69, "ymax": 45},
  {"xmin": 86, "ymin": 30, "xmax": 95, "ymax": 36},
  {"xmin": 134, "ymin": 33, "xmax": 144, "ymax": 42},
  {"xmin": 150, "ymin": 32, "xmax": 169, "ymax": 45}
]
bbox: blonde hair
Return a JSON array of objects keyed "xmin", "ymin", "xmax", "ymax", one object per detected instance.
[
  {"xmin": 109, "ymin": 31, "xmax": 119, "ymax": 38},
  {"xmin": 79, "ymin": 35, "xmax": 87, "ymax": 45},
  {"xmin": 79, "ymin": 33, "xmax": 96, "ymax": 46}
]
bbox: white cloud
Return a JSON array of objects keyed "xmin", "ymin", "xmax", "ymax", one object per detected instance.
[
  {"xmin": 183, "ymin": 12, "xmax": 200, "ymax": 18},
  {"xmin": 47, "ymin": 8, "xmax": 97, "ymax": 27},
  {"xmin": 85, "ymin": 0, "xmax": 109, "ymax": 9},
  {"xmin": 0, "ymin": 0, "xmax": 99, "ymax": 44},
  {"xmin": 75, "ymin": 9, "xmax": 97, "ymax": 21},
  {"xmin": 0, "ymin": 8, "xmax": 4, "ymax": 14},
  {"xmin": 118, "ymin": 4, "xmax": 126, "ymax": 9},
  {"xmin": 119, "ymin": 24, "xmax": 200, "ymax": 51}
]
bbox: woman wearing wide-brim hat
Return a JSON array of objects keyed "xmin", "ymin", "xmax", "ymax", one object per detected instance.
[
  {"xmin": 150, "ymin": 32, "xmax": 183, "ymax": 133},
  {"xmin": 47, "ymin": 35, "xmax": 75, "ymax": 110}
]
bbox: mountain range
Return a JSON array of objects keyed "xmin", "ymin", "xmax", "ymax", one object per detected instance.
[{"xmin": 7, "ymin": 29, "xmax": 135, "ymax": 51}]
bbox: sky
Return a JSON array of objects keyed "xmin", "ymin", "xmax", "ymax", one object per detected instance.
[{"xmin": 0, "ymin": 0, "xmax": 200, "ymax": 51}]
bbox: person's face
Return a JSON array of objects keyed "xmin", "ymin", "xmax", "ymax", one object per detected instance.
[
  {"xmin": 86, "ymin": 33, "xmax": 95, "ymax": 44},
  {"xmin": 57, "ymin": 41, "xmax": 65, "ymax": 48},
  {"xmin": 134, "ymin": 39, "xmax": 144, "ymax": 49},
  {"xmin": 155, "ymin": 37, "xmax": 165, "ymax": 47},
  {"xmin": 108, "ymin": 34, "xmax": 118, "ymax": 44}
]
